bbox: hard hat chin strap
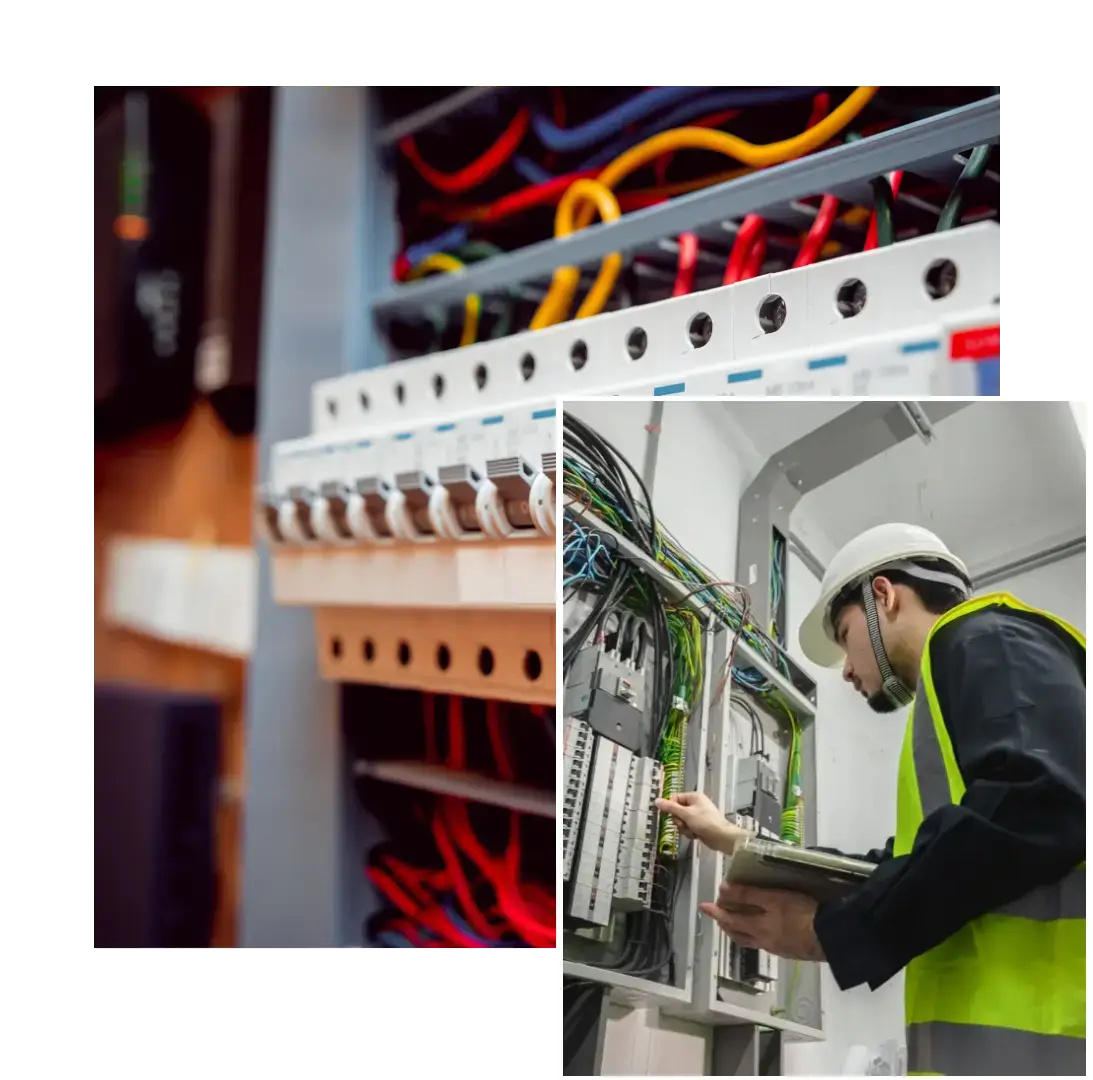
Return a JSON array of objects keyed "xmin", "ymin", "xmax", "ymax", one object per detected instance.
[
  {"xmin": 854, "ymin": 559, "xmax": 971, "ymax": 709},
  {"xmin": 860, "ymin": 579, "xmax": 916, "ymax": 708}
]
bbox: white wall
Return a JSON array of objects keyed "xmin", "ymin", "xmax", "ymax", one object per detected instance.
[
  {"xmin": 567, "ymin": 399, "xmax": 793, "ymax": 581},
  {"xmin": 980, "ymin": 555, "xmax": 1085, "ymax": 633},
  {"xmin": 782, "ymin": 553, "xmax": 906, "ymax": 1076}
]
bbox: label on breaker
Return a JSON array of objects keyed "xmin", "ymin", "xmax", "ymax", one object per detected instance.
[
  {"xmin": 335, "ymin": 437, "xmax": 377, "ymax": 485},
  {"xmin": 272, "ymin": 441, "xmax": 318, "ymax": 492},
  {"xmin": 851, "ymin": 337, "xmax": 939, "ymax": 396},
  {"xmin": 504, "ymin": 406, "xmax": 556, "ymax": 467},
  {"xmin": 385, "ymin": 427, "xmax": 425, "ymax": 475},
  {"xmin": 762, "ymin": 354, "xmax": 853, "ymax": 397},
  {"xmin": 949, "ymin": 324, "xmax": 1000, "ymax": 396},
  {"xmin": 426, "ymin": 419, "xmax": 463, "ymax": 472}
]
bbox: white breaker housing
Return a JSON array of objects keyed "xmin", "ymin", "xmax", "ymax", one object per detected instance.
[
  {"xmin": 566, "ymin": 732, "xmax": 663, "ymax": 927},
  {"xmin": 260, "ymin": 400, "xmax": 557, "ymax": 609},
  {"xmin": 309, "ymin": 223, "xmax": 1000, "ymax": 429}
]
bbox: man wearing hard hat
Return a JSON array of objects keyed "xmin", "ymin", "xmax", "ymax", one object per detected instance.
[{"xmin": 657, "ymin": 523, "xmax": 1085, "ymax": 1076}]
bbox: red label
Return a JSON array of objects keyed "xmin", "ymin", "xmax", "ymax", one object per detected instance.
[{"xmin": 950, "ymin": 324, "xmax": 1000, "ymax": 362}]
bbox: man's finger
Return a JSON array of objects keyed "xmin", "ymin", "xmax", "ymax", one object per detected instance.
[
  {"xmin": 655, "ymin": 797, "xmax": 687, "ymax": 816},
  {"xmin": 698, "ymin": 901, "xmax": 732, "ymax": 930},
  {"xmin": 700, "ymin": 904, "xmax": 761, "ymax": 948},
  {"xmin": 719, "ymin": 882, "xmax": 772, "ymax": 909}
]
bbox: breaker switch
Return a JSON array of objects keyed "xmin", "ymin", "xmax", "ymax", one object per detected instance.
[
  {"xmin": 349, "ymin": 476, "xmax": 393, "ymax": 540},
  {"xmin": 285, "ymin": 485, "xmax": 319, "ymax": 542},
  {"xmin": 487, "ymin": 456, "xmax": 536, "ymax": 529},
  {"xmin": 312, "ymin": 481, "xmax": 355, "ymax": 543},
  {"xmin": 394, "ymin": 470, "xmax": 438, "ymax": 537},
  {"xmin": 432, "ymin": 464, "xmax": 484, "ymax": 538},
  {"xmin": 256, "ymin": 486, "xmax": 287, "ymax": 545}
]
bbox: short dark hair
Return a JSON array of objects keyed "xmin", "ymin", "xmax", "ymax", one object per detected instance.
[{"xmin": 829, "ymin": 559, "xmax": 972, "ymax": 631}]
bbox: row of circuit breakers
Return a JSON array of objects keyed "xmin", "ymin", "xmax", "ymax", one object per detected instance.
[
  {"xmin": 258, "ymin": 450, "xmax": 556, "ymax": 547},
  {"xmin": 562, "ymin": 630, "xmax": 666, "ymax": 924},
  {"xmin": 561, "ymin": 626, "xmax": 789, "ymax": 992}
]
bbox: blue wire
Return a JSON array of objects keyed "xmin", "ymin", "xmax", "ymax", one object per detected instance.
[
  {"xmin": 404, "ymin": 222, "xmax": 471, "ymax": 268},
  {"xmin": 403, "ymin": 87, "xmax": 827, "ymax": 265},
  {"xmin": 531, "ymin": 87, "xmax": 712, "ymax": 153},
  {"xmin": 376, "ymin": 930, "xmax": 415, "ymax": 948},
  {"xmin": 514, "ymin": 86, "xmax": 827, "ymax": 183},
  {"xmin": 580, "ymin": 87, "xmax": 826, "ymax": 169},
  {"xmin": 441, "ymin": 900, "xmax": 512, "ymax": 947}
]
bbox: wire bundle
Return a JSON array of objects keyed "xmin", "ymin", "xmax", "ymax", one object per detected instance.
[
  {"xmin": 397, "ymin": 89, "xmax": 998, "ymax": 337},
  {"xmin": 361, "ymin": 694, "xmax": 556, "ymax": 948},
  {"xmin": 393, "ymin": 87, "xmax": 925, "ymax": 349},
  {"xmin": 563, "ymin": 411, "xmax": 808, "ymax": 853}
]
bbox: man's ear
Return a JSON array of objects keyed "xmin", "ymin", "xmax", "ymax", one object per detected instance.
[{"xmin": 871, "ymin": 575, "xmax": 899, "ymax": 615}]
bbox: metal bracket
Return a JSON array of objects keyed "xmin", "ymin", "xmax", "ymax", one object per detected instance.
[{"xmin": 735, "ymin": 399, "xmax": 973, "ymax": 633}]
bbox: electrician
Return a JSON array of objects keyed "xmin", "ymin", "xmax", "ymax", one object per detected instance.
[{"xmin": 657, "ymin": 523, "xmax": 1085, "ymax": 1077}]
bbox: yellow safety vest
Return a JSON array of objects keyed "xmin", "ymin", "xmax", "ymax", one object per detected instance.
[{"xmin": 894, "ymin": 592, "xmax": 1086, "ymax": 1076}]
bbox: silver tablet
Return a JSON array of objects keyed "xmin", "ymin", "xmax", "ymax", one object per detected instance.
[{"xmin": 722, "ymin": 838, "xmax": 876, "ymax": 906}]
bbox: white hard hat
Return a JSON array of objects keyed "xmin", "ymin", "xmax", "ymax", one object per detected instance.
[{"xmin": 798, "ymin": 523, "xmax": 970, "ymax": 668}]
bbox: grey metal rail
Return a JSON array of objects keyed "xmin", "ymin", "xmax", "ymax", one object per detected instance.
[
  {"xmin": 376, "ymin": 87, "xmax": 498, "ymax": 146},
  {"xmin": 371, "ymin": 95, "xmax": 999, "ymax": 317}
]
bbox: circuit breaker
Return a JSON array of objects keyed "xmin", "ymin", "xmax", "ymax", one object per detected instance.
[
  {"xmin": 733, "ymin": 756, "xmax": 781, "ymax": 838},
  {"xmin": 564, "ymin": 731, "xmax": 663, "ymax": 927},
  {"xmin": 563, "ymin": 643, "xmax": 649, "ymax": 755}
]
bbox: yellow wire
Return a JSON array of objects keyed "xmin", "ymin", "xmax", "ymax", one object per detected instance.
[
  {"xmin": 538, "ymin": 88, "xmax": 878, "ymax": 324},
  {"xmin": 406, "ymin": 253, "xmax": 481, "ymax": 347},
  {"xmin": 530, "ymin": 179, "xmax": 622, "ymax": 331},
  {"xmin": 577, "ymin": 88, "xmax": 877, "ymax": 229}
]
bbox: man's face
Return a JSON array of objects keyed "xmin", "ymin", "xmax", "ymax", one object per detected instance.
[{"xmin": 834, "ymin": 599, "xmax": 899, "ymax": 714}]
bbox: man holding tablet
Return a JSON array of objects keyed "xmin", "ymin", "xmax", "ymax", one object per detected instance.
[{"xmin": 657, "ymin": 523, "xmax": 1085, "ymax": 1076}]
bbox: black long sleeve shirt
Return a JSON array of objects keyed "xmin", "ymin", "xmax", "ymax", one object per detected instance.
[{"xmin": 813, "ymin": 603, "xmax": 1086, "ymax": 992}]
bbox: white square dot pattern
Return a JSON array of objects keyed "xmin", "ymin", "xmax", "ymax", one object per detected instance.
[
  {"xmin": 0, "ymin": 2, "xmax": 452, "ymax": 463},
  {"xmin": 81, "ymin": 0, "xmax": 435, "ymax": 78},
  {"xmin": 2, "ymin": 43, "xmax": 89, "ymax": 463}
]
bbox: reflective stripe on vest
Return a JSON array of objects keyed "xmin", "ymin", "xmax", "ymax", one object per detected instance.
[{"xmin": 894, "ymin": 592, "xmax": 1086, "ymax": 1076}]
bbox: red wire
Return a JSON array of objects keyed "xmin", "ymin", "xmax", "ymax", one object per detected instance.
[
  {"xmin": 806, "ymin": 91, "xmax": 831, "ymax": 130},
  {"xmin": 367, "ymin": 864, "xmax": 484, "ymax": 948},
  {"xmin": 864, "ymin": 170, "xmax": 904, "ymax": 251},
  {"xmin": 723, "ymin": 214, "xmax": 766, "ymax": 285},
  {"xmin": 743, "ymin": 228, "xmax": 767, "ymax": 279},
  {"xmin": 431, "ymin": 813, "xmax": 507, "ymax": 942},
  {"xmin": 672, "ymin": 232, "xmax": 699, "ymax": 296},
  {"xmin": 794, "ymin": 193, "xmax": 840, "ymax": 268},
  {"xmin": 722, "ymin": 93, "xmax": 829, "ymax": 284},
  {"xmin": 447, "ymin": 696, "xmax": 466, "ymax": 770},
  {"xmin": 399, "ymin": 108, "xmax": 531, "ymax": 194},
  {"xmin": 423, "ymin": 692, "xmax": 437, "ymax": 763},
  {"xmin": 486, "ymin": 700, "xmax": 515, "ymax": 781},
  {"xmin": 444, "ymin": 798, "xmax": 555, "ymax": 947}
]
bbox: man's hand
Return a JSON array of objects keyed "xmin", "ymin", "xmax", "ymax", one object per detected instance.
[
  {"xmin": 655, "ymin": 792, "xmax": 754, "ymax": 855},
  {"xmin": 699, "ymin": 882, "xmax": 824, "ymax": 962}
]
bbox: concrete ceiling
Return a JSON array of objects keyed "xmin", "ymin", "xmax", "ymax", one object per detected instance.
[{"xmin": 721, "ymin": 401, "xmax": 1086, "ymax": 576}]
